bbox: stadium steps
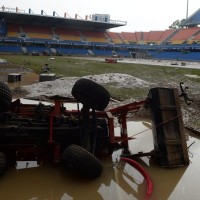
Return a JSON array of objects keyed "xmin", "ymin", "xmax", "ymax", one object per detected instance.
[
  {"xmin": 188, "ymin": 29, "xmax": 200, "ymax": 43},
  {"xmin": 104, "ymin": 32, "xmax": 113, "ymax": 43},
  {"xmin": 78, "ymin": 31, "xmax": 87, "ymax": 42},
  {"xmin": 50, "ymin": 48, "xmax": 57, "ymax": 55},
  {"xmin": 161, "ymin": 29, "xmax": 180, "ymax": 44},
  {"xmin": 87, "ymin": 50, "xmax": 94, "ymax": 56},
  {"xmin": 21, "ymin": 46, "xmax": 28, "ymax": 54},
  {"xmin": 117, "ymin": 33, "xmax": 126, "ymax": 44}
]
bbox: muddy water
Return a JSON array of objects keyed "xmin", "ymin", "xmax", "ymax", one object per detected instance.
[
  {"xmin": 0, "ymin": 66, "xmax": 39, "ymax": 88},
  {"xmin": 6, "ymin": 72, "xmax": 39, "ymax": 89},
  {"xmin": 0, "ymin": 70, "xmax": 200, "ymax": 199},
  {"xmin": 0, "ymin": 117, "xmax": 199, "ymax": 200}
]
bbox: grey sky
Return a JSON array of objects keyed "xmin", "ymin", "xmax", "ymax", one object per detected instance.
[{"xmin": 1, "ymin": 0, "xmax": 199, "ymax": 32}]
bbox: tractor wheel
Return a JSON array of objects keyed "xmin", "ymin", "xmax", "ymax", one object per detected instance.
[
  {"xmin": 71, "ymin": 78, "xmax": 110, "ymax": 111},
  {"xmin": 62, "ymin": 144, "xmax": 103, "ymax": 178},
  {"xmin": 0, "ymin": 82, "xmax": 12, "ymax": 112},
  {"xmin": 0, "ymin": 152, "xmax": 6, "ymax": 176}
]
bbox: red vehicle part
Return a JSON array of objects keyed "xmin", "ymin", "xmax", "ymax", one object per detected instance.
[
  {"xmin": 120, "ymin": 157, "xmax": 153, "ymax": 195},
  {"xmin": 105, "ymin": 58, "xmax": 117, "ymax": 63},
  {"xmin": 106, "ymin": 100, "xmax": 147, "ymax": 151},
  {"xmin": 5, "ymin": 97, "xmax": 147, "ymax": 163}
]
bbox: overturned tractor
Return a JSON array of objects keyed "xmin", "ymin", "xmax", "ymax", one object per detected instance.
[{"xmin": 0, "ymin": 79, "xmax": 189, "ymax": 178}]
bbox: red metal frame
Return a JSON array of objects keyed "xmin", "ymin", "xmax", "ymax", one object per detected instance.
[
  {"xmin": 49, "ymin": 100, "xmax": 63, "ymax": 143},
  {"xmin": 9, "ymin": 98, "xmax": 147, "ymax": 161},
  {"xmin": 106, "ymin": 100, "xmax": 147, "ymax": 152}
]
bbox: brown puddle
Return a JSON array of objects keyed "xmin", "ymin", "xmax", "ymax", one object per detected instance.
[
  {"xmin": 0, "ymin": 121, "xmax": 199, "ymax": 200},
  {"xmin": 6, "ymin": 72, "xmax": 39, "ymax": 89},
  {"xmin": 0, "ymin": 67, "xmax": 200, "ymax": 199},
  {"xmin": 0, "ymin": 66, "xmax": 39, "ymax": 89}
]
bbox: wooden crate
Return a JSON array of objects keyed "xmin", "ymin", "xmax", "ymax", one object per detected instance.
[{"xmin": 148, "ymin": 87, "xmax": 189, "ymax": 167}]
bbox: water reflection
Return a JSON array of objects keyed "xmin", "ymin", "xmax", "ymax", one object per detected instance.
[
  {"xmin": 16, "ymin": 161, "xmax": 39, "ymax": 170},
  {"xmin": 98, "ymin": 179, "xmax": 136, "ymax": 200},
  {"xmin": 61, "ymin": 193, "xmax": 73, "ymax": 200}
]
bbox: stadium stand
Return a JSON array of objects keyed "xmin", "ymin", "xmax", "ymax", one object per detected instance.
[
  {"xmin": 106, "ymin": 32, "xmax": 123, "ymax": 44},
  {"xmin": 54, "ymin": 28, "xmax": 81, "ymax": 42},
  {"xmin": 135, "ymin": 32, "xmax": 142, "ymax": 44},
  {"xmin": 7, "ymin": 23, "xmax": 20, "ymax": 38},
  {"xmin": 187, "ymin": 29, "xmax": 200, "ymax": 44},
  {"xmin": 59, "ymin": 47, "xmax": 89, "ymax": 56},
  {"xmin": 80, "ymin": 30, "xmax": 107, "ymax": 43},
  {"xmin": 169, "ymin": 27, "xmax": 200, "ymax": 44},
  {"xmin": 146, "ymin": 31, "xmax": 165, "ymax": 44},
  {"xmin": 148, "ymin": 50, "xmax": 200, "ymax": 61},
  {"xmin": 22, "ymin": 25, "xmax": 52, "ymax": 39},
  {"xmin": 0, "ymin": 8, "xmax": 200, "ymax": 61},
  {"xmin": 0, "ymin": 45, "xmax": 22, "ymax": 54},
  {"xmin": 142, "ymin": 32, "xmax": 149, "ymax": 44},
  {"xmin": 120, "ymin": 30, "xmax": 176, "ymax": 45},
  {"xmin": 92, "ymin": 49, "xmax": 113, "ymax": 56},
  {"xmin": 119, "ymin": 32, "xmax": 137, "ymax": 44},
  {"xmin": 157, "ymin": 29, "xmax": 176, "ymax": 44}
]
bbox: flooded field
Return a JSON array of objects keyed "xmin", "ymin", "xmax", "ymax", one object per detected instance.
[
  {"xmin": 0, "ymin": 65, "xmax": 39, "ymax": 89},
  {"xmin": 1, "ymin": 63, "xmax": 200, "ymax": 200},
  {"xmin": 0, "ymin": 116, "xmax": 199, "ymax": 200}
]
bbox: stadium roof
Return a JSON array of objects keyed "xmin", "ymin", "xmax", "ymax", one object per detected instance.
[
  {"xmin": 181, "ymin": 8, "xmax": 200, "ymax": 27},
  {"xmin": 0, "ymin": 11, "xmax": 126, "ymax": 30}
]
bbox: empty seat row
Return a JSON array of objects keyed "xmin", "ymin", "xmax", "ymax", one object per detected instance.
[{"xmin": 4, "ymin": 24, "xmax": 200, "ymax": 45}]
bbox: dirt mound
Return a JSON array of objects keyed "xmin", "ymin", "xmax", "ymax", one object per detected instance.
[{"xmin": 20, "ymin": 73, "xmax": 152, "ymax": 99}]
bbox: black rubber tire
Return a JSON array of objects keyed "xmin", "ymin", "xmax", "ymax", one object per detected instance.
[
  {"xmin": 71, "ymin": 78, "xmax": 110, "ymax": 111},
  {"xmin": 0, "ymin": 82, "xmax": 12, "ymax": 112},
  {"xmin": 62, "ymin": 144, "xmax": 103, "ymax": 178},
  {"xmin": 0, "ymin": 152, "xmax": 6, "ymax": 176}
]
